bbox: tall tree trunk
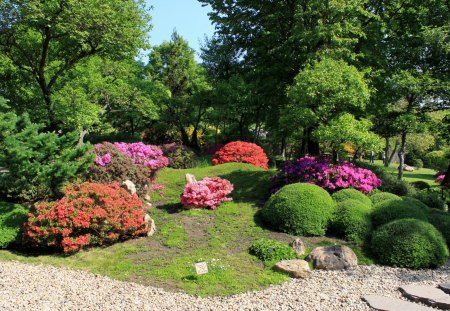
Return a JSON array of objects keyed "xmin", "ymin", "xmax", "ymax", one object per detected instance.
[
  {"xmin": 77, "ymin": 129, "xmax": 88, "ymax": 147},
  {"xmin": 398, "ymin": 132, "xmax": 407, "ymax": 180},
  {"xmin": 300, "ymin": 128, "xmax": 308, "ymax": 155},
  {"xmin": 387, "ymin": 140, "xmax": 399, "ymax": 167},
  {"xmin": 384, "ymin": 137, "xmax": 390, "ymax": 166},
  {"xmin": 190, "ymin": 127, "xmax": 200, "ymax": 151},
  {"xmin": 281, "ymin": 136, "xmax": 286, "ymax": 159},
  {"xmin": 44, "ymin": 92, "xmax": 58, "ymax": 131}
]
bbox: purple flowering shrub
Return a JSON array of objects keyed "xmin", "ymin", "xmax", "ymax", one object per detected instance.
[
  {"xmin": 112, "ymin": 142, "xmax": 169, "ymax": 170},
  {"xmin": 270, "ymin": 156, "xmax": 382, "ymax": 194}
]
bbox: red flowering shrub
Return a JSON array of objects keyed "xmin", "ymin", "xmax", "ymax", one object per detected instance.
[
  {"xmin": 22, "ymin": 182, "xmax": 147, "ymax": 253},
  {"xmin": 212, "ymin": 141, "xmax": 269, "ymax": 169},
  {"xmin": 181, "ymin": 177, "xmax": 233, "ymax": 209}
]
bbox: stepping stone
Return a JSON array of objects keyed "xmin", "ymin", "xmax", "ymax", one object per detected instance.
[
  {"xmin": 439, "ymin": 282, "xmax": 450, "ymax": 295},
  {"xmin": 399, "ymin": 284, "xmax": 450, "ymax": 309},
  {"xmin": 362, "ymin": 295, "xmax": 435, "ymax": 311}
]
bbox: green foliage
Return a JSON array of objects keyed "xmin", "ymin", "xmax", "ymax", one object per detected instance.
[
  {"xmin": 0, "ymin": 111, "xmax": 93, "ymax": 201},
  {"xmin": 402, "ymin": 197, "xmax": 431, "ymax": 211},
  {"xmin": 262, "ymin": 183, "xmax": 336, "ymax": 236},
  {"xmin": 371, "ymin": 199, "xmax": 428, "ymax": 228},
  {"xmin": 424, "ymin": 150, "xmax": 449, "ymax": 172},
  {"xmin": 161, "ymin": 144, "xmax": 197, "ymax": 169},
  {"xmin": 0, "ymin": 202, "xmax": 28, "ymax": 248},
  {"xmin": 370, "ymin": 192, "xmax": 402, "ymax": 206},
  {"xmin": 332, "ymin": 199, "xmax": 372, "ymax": 244},
  {"xmin": 371, "ymin": 219, "xmax": 449, "ymax": 269},
  {"xmin": 332, "ymin": 188, "xmax": 372, "ymax": 208},
  {"xmin": 410, "ymin": 180, "xmax": 430, "ymax": 190},
  {"xmin": 428, "ymin": 209, "xmax": 450, "ymax": 246},
  {"xmin": 249, "ymin": 239, "xmax": 297, "ymax": 264},
  {"xmin": 413, "ymin": 189, "xmax": 446, "ymax": 211}
]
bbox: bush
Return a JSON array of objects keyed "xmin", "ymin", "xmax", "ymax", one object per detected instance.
[
  {"xmin": 22, "ymin": 182, "xmax": 148, "ymax": 253},
  {"xmin": 413, "ymin": 189, "xmax": 446, "ymax": 211},
  {"xmin": 371, "ymin": 199, "xmax": 428, "ymax": 228},
  {"xmin": 262, "ymin": 183, "xmax": 336, "ymax": 236},
  {"xmin": 428, "ymin": 209, "xmax": 450, "ymax": 246},
  {"xmin": 161, "ymin": 143, "xmax": 197, "ymax": 169},
  {"xmin": 249, "ymin": 238, "xmax": 297, "ymax": 263},
  {"xmin": 0, "ymin": 202, "xmax": 28, "ymax": 248},
  {"xmin": 402, "ymin": 196, "xmax": 430, "ymax": 211},
  {"xmin": 370, "ymin": 192, "xmax": 402, "ymax": 206},
  {"xmin": 424, "ymin": 150, "xmax": 449, "ymax": 172},
  {"xmin": 332, "ymin": 188, "xmax": 372, "ymax": 208},
  {"xmin": 212, "ymin": 141, "xmax": 269, "ymax": 169},
  {"xmin": 0, "ymin": 112, "xmax": 93, "ymax": 201},
  {"xmin": 405, "ymin": 153, "xmax": 423, "ymax": 169},
  {"xmin": 411, "ymin": 181, "xmax": 430, "ymax": 190},
  {"xmin": 371, "ymin": 219, "xmax": 449, "ymax": 269},
  {"xmin": 181, "ymin": 177, "xmax": 233, "ymax": 209},
  {"xmin": 332, "ymin": 199, "xmax": 372, "ymax": 244},
  {"xmin": 271, "ymin": 156, "xmax": 382, "ymax": 194}
]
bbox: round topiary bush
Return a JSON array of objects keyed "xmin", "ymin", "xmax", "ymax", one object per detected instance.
[
  {"xmin": 370, "ymin": 192, "xmax": 402, "ymax": 207},
  {"xmin": 402, "ymin": 196, "xmax": 430, "ymax": 211},
  {"xmin": 428, "ymin": 209, "xmax": 450, "ymax": 247},
  {"xmin": 262, "ymin": 183, "xmax": 336, "ymax": 236},
  {"xmin": 332, "ymin": 199, "xmax": 372, "ymax": 244},
  {"xmin": 413, "ymin": 189, "xmax": 446, "ymax": 211},
  {"xmin": 332, "ymin": 188, "xmax": 372, "ymax": 208},
  {"xmin": 249, "ymin": 238, "xmax": 297, "ymax": 263},
  {"xmin": 212, "ymin": 141, "xmax": 269, "ymax": 169},
  {"xmin": 371, "ymin": 218, "xmax": 449, "ymax": 269},
  {"xmin": 371, "ymin": 199, "xmax": 428, "ymax": 228}
]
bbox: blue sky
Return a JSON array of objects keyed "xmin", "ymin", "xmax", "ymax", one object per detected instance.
[{"xmin": 146, "ymin": 0, "xmax": 216, "ymax": 60}]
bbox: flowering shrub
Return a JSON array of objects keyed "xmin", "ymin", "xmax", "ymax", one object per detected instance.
[
  {"xmin": 22, "ymin": 182, "xmax": 147, "ymax": 253},
  {"xmin": 112, "ymin": 142, "xmax": 168, "ymax": 170},
  {"xmin": 212, "ymin": 141, "xmax": 269, "ymax": 169},
  {"xmin": 161, "ymin": 142, "xmax": 197, "ymax": 169},
  {"xmin": 436, "ymin": 174, "xmax": 445, "ymax": 184},
  {"xmin": 181, "ymin": 177, "xmax": 233, "ymax": 209},
  {"xmin": 270, "ymin": 156, "xmax": 382, "ymax": 194}
]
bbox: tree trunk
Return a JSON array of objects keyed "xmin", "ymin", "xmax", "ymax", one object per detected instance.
[
  {"xmin": 281, "ymin": 136, "xmax": 286, "ymax": 159},
  {"xmin": 76, "ymin": 129, "xmax": 88, "ymax": 147},
  {"xmin": 398, "ymin": 132, "xmax": 407, "ymax": 180},
  {"xmin": 387, "ymin": 140, "xmax": 399, "ymax": 167},
  {"xmin": 44, "ymin": 92, "xmax": 58, "ymax": 132},
  {"xmin": 384, "ymin": 137, "xmax": 390, "ymax": 166}
]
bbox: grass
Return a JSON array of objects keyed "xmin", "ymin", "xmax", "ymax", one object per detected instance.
[
  {"xmin": 368, "ymin": 160, "xmax": 439, "ymax": 185},
  {"xmin": 0, "ymin": 162, "xmax": 374, "ymax": 296}
]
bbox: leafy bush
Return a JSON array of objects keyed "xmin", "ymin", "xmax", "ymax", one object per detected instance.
[
  {"xmin": 0, "ymin": 112, "xmax": 93, "ymax": 201},
  {"xmin": 405, "ymin": 153, "xmax": 423, "ymax": 169},
  {"xmin": 112, "ymin": 142, "xmax": 169, "ymax": 171},
  {"xmin": 0, "ymin": 202, "xmax": 28, "ymax": 248},
  {"xmin": 428, "ymin": 209, "xmax": 450, "ymax": 246},
  {"xmin": 411, "ymin": 180, "xmax": 430, "ymax": 190},
  {"xmin": 161, "ymin": 142, "xmax": 197, "ymax": 169},
  {"xmin": 413, "ymin": 189, "xmax": 446, "ymax": 211},
  {"xmin": 371, "ymin": 199, "xmax": 428, "ymax": 228},
  {"xmin": 371, "ymin": 219, "xmax": 449, "ymax": 269},
  {"xmin": 370, "ymin": 192, "xmax": 402, "ymax": 206},
  {"xmin": 249, "ymin": 238, "xmax": 297, "ymax": 263},
  {"xmin": 22, "ymin": 182, "xmax": 148, "ymax": 253},
  {"xmin": 212, "ymin": 141, "xmax": 269, "ymax": 169},
  {"xmin": 332, "ymin": 199, "xmax": 372, "ymax": 244},
  {"xmin": 262, "ymin": 183, "xmax": 336, "ymax": 236},
  {"xmin": 271, "ymin": 156, "xmax": 382, "ymax": 194},
  {"xmin": 332, "ymin": 188, "xmax": 372, "ymax": 208},
  {"xmin": 402, "ymin": 196, "xmax": 430, "ymax": 211},
  {"xmin": 424, "ymin": 150, "xmax": 449, "ymax": 172},
  {"xmin": 181, "ymin": 177, "xmax": 233, "ymax": 209}
]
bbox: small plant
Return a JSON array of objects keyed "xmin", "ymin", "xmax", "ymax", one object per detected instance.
[
  {"xmin": 332, "ymin": 188, "xmax": 372, "ymax": 208},
  {"xmin": 371, "ymin": 218, "xmax": 449, "ymax": 269},
  {"xmin": 161, "ymin": 142, "xmax": 197, "ymax": 169},
  {"xmin": 22, "ymin": 182, "xmax": 148, "ymax": 253},
  {"xmin": 181, "ymin": 177, "xmax": 233, "ymax": 209},
  {"xmin": 212, "ymin": 141, "xmax": 269, "ymax": 169},
  {"xmin": 371, "ymin": 199, "xmax": 428, "ymax": 228},
  {"xmin": 332, "ymin": 199, "xmax": 372, "ymax": 244},
  {"xmin": 0, "ymin": 202, "xmax": 28, "ymax": 248},
  {"xmin": 249, "ymin": 238, "xmax": 297, "ymax": 264}
]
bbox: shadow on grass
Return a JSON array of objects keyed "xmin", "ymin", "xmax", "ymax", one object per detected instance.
[
  {"xmin": 405, "ymin": 173, "xmax": 436, "ymax": 182},
  {"xmin": 219, "ymin": 170, "xmax": 272, "ymax": 204},
  {"xmin": 156, "ymin": 202, "xmax": 184, "ymax": 214}
]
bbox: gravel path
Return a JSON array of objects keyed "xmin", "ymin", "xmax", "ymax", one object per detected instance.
[{"xmin": 0, "ymin": 261, "xmax": 449, "ymax": 311}]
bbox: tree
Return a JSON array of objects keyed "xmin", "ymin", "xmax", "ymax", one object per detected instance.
[{"xmin": 0, "ymin": 0, "xmax": 150, "ymax": 131}]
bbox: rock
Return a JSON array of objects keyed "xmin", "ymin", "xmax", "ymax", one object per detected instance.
[
  {"xmin": 362, "ymin": 295, "xmax": 435, "ymax": 311},
  {"xmin": 185, "ymin": 173, "xmax": 197, "ymax": 184},
  {"xmin": 307, "ymin": 245, "xmax": 357, "ymax": 270},
  {"xmin": 273, "ymin": 259, "xmax": 311, "ymax": 278},
  {"xmin": 291, "ymin": 238, "xmax": 305, "ymax": 256},
  {"xmin": 144, "ymin": 193, "xmax": 151, "ymax": 202},
  {"xmin": 404, "ymin": 165, "xmax": 415, "ymax": 172},
  {"xmin": 122, "ymin": 180, "xmax": 137, "ymax": 195},
  {"xmin": 145, "ymin": 202, "xmax": 153, "ymax": 209},
  {"xmin": 399, "ymin": 284, "xmax": 450, "ymax": 309},
  {"xmin": 144, "ymin": 214, "xmax": 156, "ymax": 237},
  {"xmin": 439, "ymin": 282, "xmax": 450, "ymax": 294}
]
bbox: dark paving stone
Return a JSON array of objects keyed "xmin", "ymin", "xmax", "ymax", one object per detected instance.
[
  {"xmin": 399, "ymin": 284, "xmax": 450, "ymax": 309},
  {"xmin": 362, "ymin": 295, "xmax": 435, "ymax": 311},
  {"xmin": 439, "ymin": 282, "xmax": 450, "ymax": 295}
]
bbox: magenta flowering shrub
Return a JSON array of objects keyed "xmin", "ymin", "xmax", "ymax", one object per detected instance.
[
  {"xmin": 181, "ymin": 177, "xmax": 233, "ymax": 209},
  {"xmin": 95, "ymin": 153, "xmax": 112, "ymax": 166},
  {"xmin": 112, "ymin": 142, "xmax": 169, "ymax": 170},
  {"xmin": 436, "ymin": 174, "xmax": 445, "ymax": 184},
  {"xmin": 270, "ymin": 156, "xmax": 382, "ymax": 194}
]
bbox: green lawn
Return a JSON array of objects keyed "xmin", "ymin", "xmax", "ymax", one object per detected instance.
[{"xmin": 369, "ymin": 160, "xmax": 439, "ymax": 185}]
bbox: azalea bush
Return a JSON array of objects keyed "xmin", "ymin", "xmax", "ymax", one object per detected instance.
[
  {"xmin": 270, "ymin": 156, "xmax": 382, "ymax": 193},
  {"xmin": 161, "ymin": 142, "xmax": 197, "ymax": 169},
  {"xmin": 22, "ymin": 182, "xmax": 148, "ymax": 253},
  {"xmin": 212, "ymin": 141, "xmax": 269, "ymax": 169},
  {"xmin": 181, "ymin": 177, "xmax": 233, "ymax": 209}
]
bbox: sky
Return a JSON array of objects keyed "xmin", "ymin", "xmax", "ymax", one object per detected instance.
[{"xmin": 146, "ymin": 0, "xmax": 216, "ymax": 60}]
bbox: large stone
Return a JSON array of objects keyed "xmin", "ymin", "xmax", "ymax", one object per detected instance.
[
  {"xmin": 399, "ymin": 285, "xmax": 450, "ymax": 309},
  {"xmin": 291, "ymin": 238, "xmax": 305, "ymax": 256},
  {"xmin": 404, "ymin": 165, "xmax": 415, "ymax": 172},
  {"xmin": 122, "ymin": 180, "xmax": 137, "ymax": 195},
  {"xmin": 273, "ymin": 259, "xmax": 311, "ymax": 279},
  {"xmin": 439, "ymin": 282, "xmax": 450, "ymax": 295},
  {"xmin": 307, "ymin": 245, "xmax": 357, "ymax": 270},
  {"xmin": 362, "ymin": 295, "xmax": 435, "ymax": 311},
  {"xmin": 185, "ymin": 173, "xmax": 197, "ymax": 184},
  {"xmin": 144, "ymin": 214, "xmax": 156, "ymax": 237}
]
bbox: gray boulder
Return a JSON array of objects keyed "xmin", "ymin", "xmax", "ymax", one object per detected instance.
[{"xmin": 307, "ymin": 245, "xmax": 357, "ymax": 270}]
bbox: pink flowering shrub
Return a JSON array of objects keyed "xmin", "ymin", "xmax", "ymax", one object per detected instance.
[
  {"xmin": 436, "ymin": 174, "xmax": 445, "ymax": 184},
  {"xmin": 270, "ymin": 156, "xmax": 382, "ymax": 194},
  {"xmin": 181, "ymin": 177, "xmax": 234, "ymax": 209},
  {"xmin": 112, "ymin": 142, "xmax": 169, "ymax": 170}
]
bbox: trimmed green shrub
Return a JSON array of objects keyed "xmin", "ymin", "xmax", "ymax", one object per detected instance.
[
  {"xmin": 0, "ymin": 202, "xmax": 28, "ymax": 248},
  {"xmin": 428, "ymin": 209, "xmax": 450, "ymax": 246},
  {"xmin": 402, "ymin": 196, "xmax": 430, "ymax": 211},
  {"xmin": 332, "ymin": 188, "xmax": 372, "ymax": 208},
  {"xmin": 249, "ymin": 238, "xmax": 297, "ymax": 263},
  {"xmin": 371, "ymin": 219, "xmax": 449, "ymax": 269},
  {"xmin": 371, "ymin": 199, "xmax": 428, "ymax": 228},
  {"xmin": 370, "ymin": 192, "xmax": 402, "ymax": 206},
  {"xmin": 262, "ymin": 183, "xmax": 336, "ymax": 236},
  {"xmin": 413, "ymin": 189, "xmax": 446, "ymax": 211},
  {"xmin": 333, "ymin": 199, "xmax": 372, "ymax": 244}
]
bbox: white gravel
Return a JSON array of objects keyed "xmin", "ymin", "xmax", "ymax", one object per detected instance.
[{"xmin": 0, "ymin": 261, "xmax": 449, "ymax": 311}]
